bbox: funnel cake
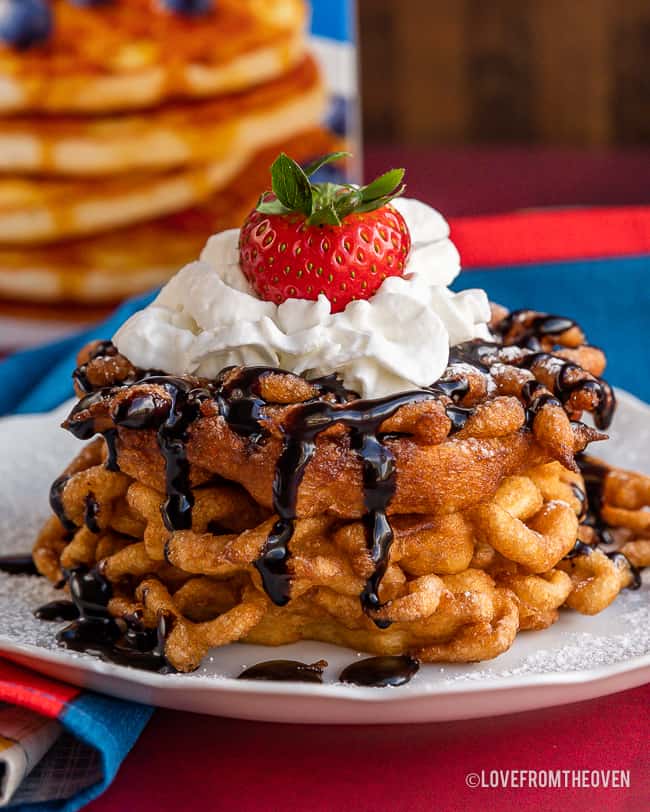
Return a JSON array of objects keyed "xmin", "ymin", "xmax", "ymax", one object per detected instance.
[
  {"xmin": 28, "ymin": 307, "xmax": 644, "ymax": 673},
  {"xmin": 24, "ymin": 158, "xmax": 646, "ymax": 677}
]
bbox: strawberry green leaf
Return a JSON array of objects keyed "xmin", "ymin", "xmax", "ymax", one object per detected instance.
[
  {"xmin": 256, "ymin": 153, "xmax": 407, "ymax": 223},
  {"xmin": 360, "ymin": 168, "xmax": 405, "ymax": 203},
  {"xmin": 303, "ymin": 151, "xmax": 351, "ymax": 178},
  {"xmin": 354, "ymin": 184, "xmax": 406, "ymax": 214},
  {"xmin": 256, "ymin": 198, "xmax": 291, "ymax": 215},
  {"xmin": 270, "ymin": 153, "xmax": 313, "ymax": 214}
]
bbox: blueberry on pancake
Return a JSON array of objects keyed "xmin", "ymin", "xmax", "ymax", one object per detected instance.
[
  {"xmin": 0, "ymin": 0, "xmax": 52, "ymax": 49},
  {"xmin": 159, "ymin": 0, "xmax": 214, "ymax": 14}
]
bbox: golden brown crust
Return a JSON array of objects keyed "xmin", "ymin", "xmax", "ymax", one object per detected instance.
[{"xmin": 64, "ymin": 372, "xmax": 587, "ymax": 519}]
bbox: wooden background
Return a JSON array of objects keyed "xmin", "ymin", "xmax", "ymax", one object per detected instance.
[{"xmin": 357, "ymin": 0, "xmax": 650, "ymax": 146}]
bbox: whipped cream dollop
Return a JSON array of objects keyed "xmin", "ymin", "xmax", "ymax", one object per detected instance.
[{"xmin": 114, "ymin": 198, "xmax": 490, "ymax": 397}]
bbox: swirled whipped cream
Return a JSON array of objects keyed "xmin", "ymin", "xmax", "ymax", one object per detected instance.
[{"xmin": 114, "ymin": 198, "xmax": 490, "ymax": 397}]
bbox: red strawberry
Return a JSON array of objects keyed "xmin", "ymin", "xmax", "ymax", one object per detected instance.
[{"xmin": 239, "ymin": 152, "xmax": 410, "ymax": 313}]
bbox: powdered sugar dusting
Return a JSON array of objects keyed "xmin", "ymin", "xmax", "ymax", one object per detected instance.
[{"xmin": 494, "ymin": 346, "xmax": 526, "ymax": 362}]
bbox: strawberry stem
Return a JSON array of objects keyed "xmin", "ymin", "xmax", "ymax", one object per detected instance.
[{"xmin": 255, "ymin": 153, "xmax": 406, "ymax": 225}]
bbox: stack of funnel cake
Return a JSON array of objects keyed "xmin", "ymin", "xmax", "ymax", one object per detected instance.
[
  {"xmin": 33, "ymin": 309, "xmax": 648, "ymax": 672},
  {"xmin": 0, "ymin": 0, "xmax": 336, "ymax": 313}
]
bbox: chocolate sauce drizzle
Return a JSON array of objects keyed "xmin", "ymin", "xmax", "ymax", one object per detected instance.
[
  {"xmin": 68, "ymin": 340, "xmax": 165, "ymax": 476},
  {"xmin": 520, "ymin": 353, "xmax": 615, "ymax": 430},
  {"xmin": 65, "ymin": 389, "xmax": 124, "ymax": 483},
  {"xmin": 216, "ymin": 366, "xmax": 353, "ymax": 442},
  {"xmin": 566, "ymin": 456, "xmax": 643, "ymax": 589},
  {"xmin": 450, "ymin": 339, "xmax": 614, "ymax": 432},
  {"xmin": 84, "ymin": 492, "xmax": 100, "ymax": 534},
  {"xmin": 57, "ymin": 315, "xmax": 623, "ymax": 632},
  {"xmin": 489, "ymin": 310, "xmax": 616, "ymax": 430},
  {"xmin": 263, "ymin": 391, "xmax": 434, "ymax": 618},
  {"xmin": 72, "ymin": 340, "xmax": 117, "ymax": 395},
  {"xmin": 579, "ymin": 455, "xmax": 617, "ymax": 546},
  {"xmin": 103, "ymin": 428, "xmax": 120, "ymax": 472},
  {"xmin": 34, "ymin": 599, "xmax": 79, "ymax": 621},
  {"xmin": 495, "ymin": 310, "xmax": 578, "ymax": 351},
  {"xmin": 238, "ymin": 659, "xmax": 327, "ymax": 683},
  {"xmin": 215, "ymin": 366, "xmax": 273, "ymax": 442},
  {"xmin": 49, "ymin": 475, "xmax": 76, "ymax": 534},
  {"xmin": 570, "ymin": 481, "xmax": 588, "ymax": 522},
  {"xmin": 114, "ymin": 377, "xmax": 211, "ymax": 531},
  {"xmin": 447, "ymin": 340, "xmax": 497, "ymax": 370},
  {"xmin": 55, "ymin": 566, "xmax": 175, "ymax": 672},
  {"xmin": 339, "ymin": 655, "xmax": 419, "ymax": 687}
]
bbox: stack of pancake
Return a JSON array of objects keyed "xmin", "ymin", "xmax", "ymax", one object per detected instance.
[{"xmin": 0, "ymin": 0, "xmax": 340, "ymax": 332}]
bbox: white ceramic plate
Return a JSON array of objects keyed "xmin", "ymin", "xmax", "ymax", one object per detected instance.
[{"xmin": 1, "ymin": 392, "xmax": 648, "ymax": 724}]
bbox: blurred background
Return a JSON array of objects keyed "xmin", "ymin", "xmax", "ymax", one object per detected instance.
[
  {"xmin": 359, "ymin": 0, "xmax": 650, "ymax": 215},
  {"xmin": 1, "ymin": 0, "xmax": 649, "ymax": 349},
  {"xmin": 0, "ymin": 0, "xmax": 358, "ymax": 348},
  {"xmin": 361, "ymin": 0, "xmax": 650, "ymax": 147}
]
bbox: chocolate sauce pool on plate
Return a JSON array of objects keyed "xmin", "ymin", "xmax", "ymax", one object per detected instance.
[
  {"xmin": 0, "ymin": 553, "xmax": 39, "ymax": 576},
  {"xmin": 238, "ymin": 659, "xmax": 327, "ymax": 683},
  {"xmin": 339, "ymin": 656, "xmax": 420, "ymax": 687}
]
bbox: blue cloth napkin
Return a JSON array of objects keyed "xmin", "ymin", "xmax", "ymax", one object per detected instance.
[
  {"xmin": 1, "ymin": 253, "xmax": 649, "ymax": 416},
  {"xmin": 13, "ymin": 693, "xmax": 152, "ymax": 812},
  {"xmin": 0, "ymin": 292, "xmax": 155, "ymax": 416}
]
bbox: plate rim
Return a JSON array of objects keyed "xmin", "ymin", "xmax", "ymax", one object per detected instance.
[{"xmin": 1, "ymin": 635, "xmax": 649, "ymax": 703}]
